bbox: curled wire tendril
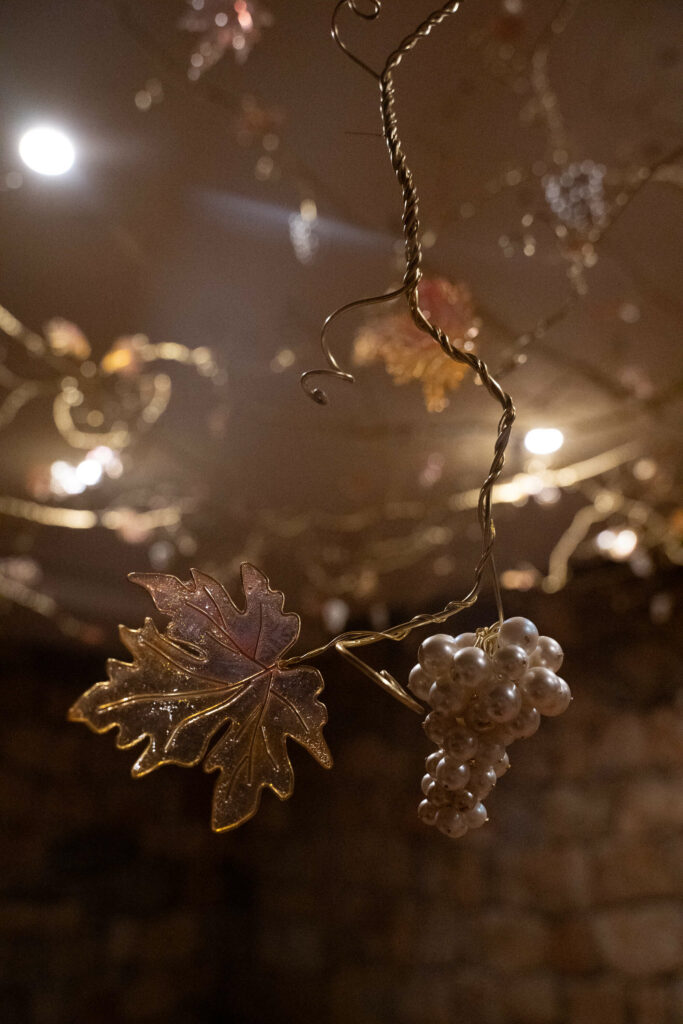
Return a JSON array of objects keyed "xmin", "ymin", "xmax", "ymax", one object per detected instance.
[
  {"xmin": 300, "ymin": 284, "xmax": 407, "ymax": 403},
  {"xmin": 295, "ymin": 2, "xmax": 514, "ymax": 710},
  {"xmin": 331, "ymin": 0, "xmax": 383, "ymax": 81}
]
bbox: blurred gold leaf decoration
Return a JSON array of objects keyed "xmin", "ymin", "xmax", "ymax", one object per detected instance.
[
  {"xmin": 69, "ymin": 564, "xmax": 332, "ymax": 831},
  {"xmin": 44, "ymin": 318, "xmax": 92, "ymax": 361},
  {"xmin": 353, "ymin": 278, "xmax": 477, "ymax": 412}
]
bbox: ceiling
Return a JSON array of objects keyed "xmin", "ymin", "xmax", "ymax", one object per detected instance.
[{"xmin": 0, "ymin": 0, "xmax": 681, "ymax": 648}]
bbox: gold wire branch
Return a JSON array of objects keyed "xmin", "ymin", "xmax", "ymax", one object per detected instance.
[
  {"xmin": 330, "ymin": 0, "xmax": 382, "ymax": 81},
  {"xmin": 295, "ymin": 2, "xmax": 516, "ymax": 710}
]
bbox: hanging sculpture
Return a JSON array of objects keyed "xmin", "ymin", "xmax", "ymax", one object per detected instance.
[{"xmin": 70, "ymin": 1, "xmax": 571, "ymax": 836}]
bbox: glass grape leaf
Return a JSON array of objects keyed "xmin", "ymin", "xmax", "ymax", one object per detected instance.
[{"xmin": 68, "ymin": 564, "xmax": 332, "ymax": 831}]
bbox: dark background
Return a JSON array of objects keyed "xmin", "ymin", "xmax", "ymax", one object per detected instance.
[{"xmin": 3, "ymin": 573, "xmax": 683, "ymax": 1023}]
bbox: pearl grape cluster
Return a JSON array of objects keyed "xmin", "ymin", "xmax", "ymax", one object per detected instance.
[{"xmin": 409, "ymin": 617, "xmax": 571, "ymax": 838}]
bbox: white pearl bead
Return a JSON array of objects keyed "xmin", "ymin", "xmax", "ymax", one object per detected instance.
[
  {"xmin": 450, "ymin": 646, "xmax": 490, "ymax": 689},
  {"xmin": 436, "ymin": 756, "xmax": 470, "ymax": 791},
  {"xmin": 530, "ymin": 635, "xmax": 564, "ymax": 673},
  {"xmin": 435, "ymin": 806, "xmax": 469, "ymax": 838},
  {"xmin": 464, "ymin": 801, "xmax": 488, "ymax": 829},
  {"xmin": 452, "ymin": 631, "xmax": 478, "ymax": 650},
  {"xmin": 493, "ymin": 643, "xmax": 528, "ymax": 681},
  {"xmin": 474, "ymin": 738, "xmax": 506, "ymax": 765},
  {"xmin": 428, "ymin": 679, "xmax": 469, "ymax": 714},
  {"xmin": 498, "ymin": 616, "xmax": 539, "ymax": 653},
  {"xmin": 467, "ymin": 764, "xmax": 497, "ymax": 799},
  {"xmin": 508, "ymin": 703, "xmax": 541, "ymax": 740},
  {"xmin": 425, "ymin": 749, "xmax": 443, "ymax": 775},
  {"xmin": 443, "ymin": 726, "xmax": 478, "ymax": 761},
  {"xmin": 421, "ymin": 773, "xmax": 433, "ymax": 796},
  {"xmin": 464, "ymin": 700, "xmax": 497, "ymax": 734},
  {"xmin": 426, "ymin": 780, "xmax": 452, "ymax": 808},
  {"xmin": 418, "ymin": 634, "xmax": 458, "ymax": 676},
  {"xmin": 540, "ymin": 676, "xmax": 572, "ymax": 716},
  {"xmin": 484, "ymin": 725, "xmax": 513, "ymax": 748},
  {"xmin": 418, "ymin": 799, "xmax": 439, "ymax": 825},
  {"xmin": 496, "ymin": 725, "xmax": 516, "ymax": 745},
  {"xmin": 452, "ymin": 788, "xmax": 477, "ymax": 812},
  {"xmin": 520, "ymin": 667, "xmax": 568, "ymax": 717},
  {"xmin": 493, "ymin": 751, "xmax": 510, "ymax": 777},
  {"xmin": 478, "ymin": 680, "xmax": 522, "ymax": 723},
  {"xmin": 408, "ymin": 664, "xmax": 432, "ymax": 701},
  {"xmin": 423, "ymin": 710, "xmax": 451, "ymax": 745}
]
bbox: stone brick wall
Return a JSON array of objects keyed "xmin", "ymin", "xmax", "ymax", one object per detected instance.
[{"xmin": 1, "ymin": 591, "xmax": 682, "ymax": 1023}]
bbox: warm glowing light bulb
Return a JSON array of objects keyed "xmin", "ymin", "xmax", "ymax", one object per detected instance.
[
  {"xmin": 76, "ymin": 458, "xmax": 103, "ymax": 487},
  {"xmin": 18, "ymin": 126, "xmax": 75, "ymax": 176},
  {"xmin": 524, "ymin": 428, "xmax": 564, "ymax": 455},
  {"xmin": 596, "ymin": 529, "xmax": 616, "ymax": 552},
  {"xmin": 610, "ymin": 529, "xmax": 638, "ymax": 560},
  {"xmin": 596, "ymin": 527, "xmax": 638, "ymax": 560}
]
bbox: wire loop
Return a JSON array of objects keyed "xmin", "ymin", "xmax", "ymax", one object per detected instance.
[
  {"xmin": 331, "ymin": 0, "xmax": 383, "ymax": 81},
  {"xmin": 300, "ymin": 285, "xmax": 407, "ymax": 404}
]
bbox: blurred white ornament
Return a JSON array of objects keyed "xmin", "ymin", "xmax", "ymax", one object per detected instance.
[
  {"xmin": 148, "ymin": 540, "xmax": 175, "ymax": 570},
  {"xmin": 543, "ymin": 161, "xmax": 607, "ymax": 233},
  {"xmin": 322, "ymin": 597, "xmax": 349, "ymax": 634},
  {"xmin": 289, "ymin": 211, "xmax": 319, "ymax": 264}
]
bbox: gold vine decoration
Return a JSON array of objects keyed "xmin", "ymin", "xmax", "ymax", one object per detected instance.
[{"xmin": 70, "ymin": 1, "xmax": 520, "ymax": 831}]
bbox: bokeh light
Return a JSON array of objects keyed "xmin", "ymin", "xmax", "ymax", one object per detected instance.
[
  {"xmin": 18, "ymin": 125, "xmax": 76, "ymax": 176},
  {"xmin": 524, "ymin": 427, "xmax": 564, "ymax": 455}
]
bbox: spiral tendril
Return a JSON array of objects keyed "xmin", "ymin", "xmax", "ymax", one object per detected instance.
[{"xmin": 293, "ymin": 2, "xmax": 515, "ymax": 706}]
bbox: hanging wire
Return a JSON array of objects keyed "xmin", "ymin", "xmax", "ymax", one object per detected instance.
[{"xmin": 290, "ymin": 2, "xmax": 517, "ymax": 710}]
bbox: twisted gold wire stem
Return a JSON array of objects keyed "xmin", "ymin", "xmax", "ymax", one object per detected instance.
[
  {"xmin": 378, "ymin": 3, "xmax": 515, "ymax": 618},
  {"xmin": 292, "ymin": 2, "xmax": 516, "ymax": 710}
]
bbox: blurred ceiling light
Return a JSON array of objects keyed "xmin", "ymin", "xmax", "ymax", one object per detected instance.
[
  {"xmin": 50, "ymin": 461, "xmax": 84, "ymax": 496},
  {"xmin": 270, "ymin": 348, "xmax": 296, "ymax": 373},
  {"xmin": 50, "ymin": 447, "xmax": 122, "ymax": 497},
  {"xmin": 500, "ymin": 566, "xmax": 541, "ymax": 591},
  {"xmin": 75, "ymin": 459, "xmax": 103, "ymax": 487},
  {"xmin": 524, "ymin": 427, "xmax": 564, "ymax": 455},
  {"xmin": 520, "ymin": 473, "xmax": 544, "ymax": 496},
  {"xmin": 18, "ymin": 126, "xmax": 75, "ymax": 176},
  {"xmin": 535, "ymin": 485, "xmax": 562, "ymax": 505},
  {"xmin": 633, "ymin": 458, "xmax": 657, "ymax": 481},
  {"xmin": 596, "ymin": 527, "xmax": 638, "ymax": 561},
  {"xmin": 595, "ymin": 529, "xmax": 616, "ymax": 551},
  {"xmin": 610, "ymin": 528, "xmax": 638, "ymax": 560}
]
